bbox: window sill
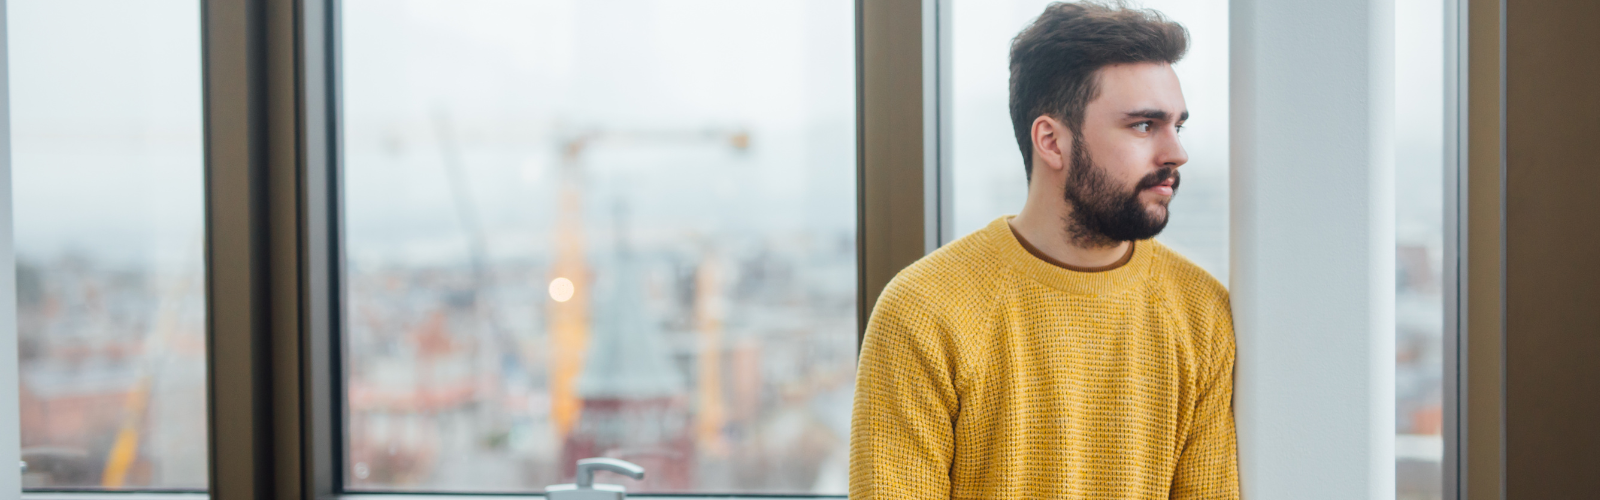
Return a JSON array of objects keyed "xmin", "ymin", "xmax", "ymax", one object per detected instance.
[{"xmin": 23, "ymin": 493, "xmax": 846, "ymax": 500}]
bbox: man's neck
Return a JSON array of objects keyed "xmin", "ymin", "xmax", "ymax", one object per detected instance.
[{"xmin": 1010, "ymin": 202, "xmax": 1131, "ymax": 270}]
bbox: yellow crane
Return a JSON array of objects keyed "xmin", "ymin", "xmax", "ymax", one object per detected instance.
[
  {"xmin": 101, "ymin": 258, "xmax": 198, "ymax": 487},
  {"xmin": 545, "ymin": 128, "xmax": 748, "ymax": 440}
]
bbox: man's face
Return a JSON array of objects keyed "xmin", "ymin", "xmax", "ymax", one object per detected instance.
[{"xmin": 1062, "ymin": 62, "xmax": 1188, "ymax": 245}]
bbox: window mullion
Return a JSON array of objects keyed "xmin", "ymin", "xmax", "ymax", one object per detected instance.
[
  {"xmin": 203, "ymin": 0, "xmax": 276, "ymax": 496},
  {"xmin": 300, "ymin": 0, "xmax": 342, "ymax": 497},
  {"xmin": 203, "ymin": 0, "xmax": 333, "ymax": 499},
  {"xmin": 858, "ymin": 0, "xmax": 938, "ymax": 345}
]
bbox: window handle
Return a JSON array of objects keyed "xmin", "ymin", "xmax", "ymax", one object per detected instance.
[
  {"xmin": 545, "ymin": 457, "xmax": 645, "ymax": 500},
  {"xmin": 575, "ymin": 458, "xmax": 645, "ymax": 487}
]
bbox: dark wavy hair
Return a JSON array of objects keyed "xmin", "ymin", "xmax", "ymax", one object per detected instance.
[{"xmin": 1009, "ymin": 1, "xmax": 1188, "ymax": 180}]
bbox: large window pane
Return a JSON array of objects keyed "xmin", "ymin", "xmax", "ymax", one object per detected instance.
[
  {"xmin": 9, "ymin": 0, "xmax": 206, "ymax": 490},
  {"xmin": 950, "ymin": 0, "xmax": 1230, "ymax": 280},
  {"xmin": 341, "ymin": 0, "xmax": 856, "ymax": 493},
  {"xmin": 1395, "ymin": 0, "xmax": 1445, "ymax": 498},
  {"xmin": 954, "ymin": 1, "xmax": 1448, "ymax": 498}
]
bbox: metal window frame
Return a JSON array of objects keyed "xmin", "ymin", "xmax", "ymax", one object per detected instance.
[
  {"xmin": 857, "ymin": 0, "xmax": 949, "ymax": 342},
  {"xmin": 1439, "ymin": 0, "xmax": 1506, "ymax": 497},
  {"xmin": 0, "ymin": 0, "xmax": 19, "ymax": 495},
  {"xmin": 202, "ymin": 0, "xmax": 927, "ymax": 498},
  {"xmin": 21, "ymin": 495, "xmax": 211, "ymax": 500},
  {"xmin": 201, "ymin": 0, "xmax": 341, "ymax": 499},
  {"xmin": 1443, "ymin": 0, "xmax": 1465, "ymax": 496},
  {"xmin": 1460, "ymin": 0, "xmax": 1506, "ymax": 498},
  {"xmin": 5, "ymin": 0, "xmax": 1497, "ymax": 498}
]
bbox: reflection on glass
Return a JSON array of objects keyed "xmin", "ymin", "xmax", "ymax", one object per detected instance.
[
  {"xmin": 950, "ymin": 0, "xmax": 1230, "ymax": 281},
  {"xmin": 341, "ymin": 0, "xmax": 856, "ymax": 493},
  {"xmin": 10, "ymin": 0, "xmax": 207, "ymax": 490},
  {"xmin": 1395, "ymin": 0, "xmax": 1444, "ymax": 499}
]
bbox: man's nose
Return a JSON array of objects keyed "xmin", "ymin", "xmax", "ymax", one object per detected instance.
[{"xmin": 1160, "ymin": 128, "xmax": 1188, "ymax": 168}]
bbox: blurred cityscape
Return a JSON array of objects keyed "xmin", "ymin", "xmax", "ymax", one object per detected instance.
[
  {"xmin": 11, "ymin": 0, "xmax": 209, "ymax": 490},
  {"xmin": 9, "ymin": 0, "xmax": 1444, "ymax": 497},
  {"xmin": 343, "ymin": 206, "xmax": 858, "ymax": 492},
  {"xmin": 952, "ymin": 2, "xmax": 1446, "ymax": 500},
  {"xmin": 337, "ymin": 0, "xmax": 858, "ymax": 493},
  {"xmin": 16, "ymin": 256, "xmax": 207, "ymax": 489}
]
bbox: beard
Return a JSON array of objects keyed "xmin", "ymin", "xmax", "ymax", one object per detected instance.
[{"xmin": 1061, "ymin": 134, "xmax": 1180, "ymax": 248}]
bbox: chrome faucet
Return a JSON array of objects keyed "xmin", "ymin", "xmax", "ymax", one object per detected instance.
[{"xmin": 544, "ymin": 458, "xmax": 646, "ymax": 500}]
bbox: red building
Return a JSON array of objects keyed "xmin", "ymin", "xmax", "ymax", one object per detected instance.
[{"xmin": 561, "ymin": 253, "xmax": 693, "ymax": 491}]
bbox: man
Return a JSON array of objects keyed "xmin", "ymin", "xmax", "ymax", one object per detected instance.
[{"xmin": 849, "ymin": 2, "xmax": 1238, "ymax": 499}]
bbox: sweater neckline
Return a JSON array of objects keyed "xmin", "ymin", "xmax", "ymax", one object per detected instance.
[{"xmin": 985, "ymin": 216, "xmax": 1155, "ymax": 295}]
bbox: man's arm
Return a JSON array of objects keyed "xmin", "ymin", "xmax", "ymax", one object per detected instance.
[
  {"xmin": 848, "ymin": 280, "xmax": 960, "ymax": 500},
  {"xmin": 1170, "ymin": 307, "xmax": 1241, "ymax": 499}
]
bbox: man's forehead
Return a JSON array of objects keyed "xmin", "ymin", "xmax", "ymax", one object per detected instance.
[{"xmin": 1090, "ymin": 62, "xmax": 1187, "ymax": 116}]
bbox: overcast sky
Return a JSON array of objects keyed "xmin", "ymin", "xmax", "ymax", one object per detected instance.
[{"xmin": 7, "ymin": 0, "xmax": 1442, "ymax": 275}]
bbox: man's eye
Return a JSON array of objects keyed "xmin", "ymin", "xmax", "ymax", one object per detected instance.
[
  {"xmin": 1133, "ymin": 122, "xmax": 1152, "ymax": 133},
  {"xmin": 1175, "ymin": 124, "xmax": 1185, "ymax": 133}
]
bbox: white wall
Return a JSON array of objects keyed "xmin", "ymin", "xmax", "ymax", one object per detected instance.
[{"xmin": 1230, "ymin": 0, "xmax": 1396, "ymax": 498}]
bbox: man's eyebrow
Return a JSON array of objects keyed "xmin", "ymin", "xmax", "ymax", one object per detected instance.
[{"xmin": 1124, "ymin": 109, "xmax": 1190, "ymax": 122}]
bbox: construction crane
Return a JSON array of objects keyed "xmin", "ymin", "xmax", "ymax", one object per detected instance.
[
  {"xmin": 544, "ymin": 126, "xmax": 749, "ymax": 441},
  {"xmin": 100, "ymin": 243, "xmax": 201, "ymax": 487}
]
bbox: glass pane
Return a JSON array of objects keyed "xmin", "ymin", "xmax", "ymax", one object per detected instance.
[
  {"xmin": 950, "ymin": 0, "xmax": 1230, "ymax": 281},
  {"xmin": 9, "ymin": 0, "xmax": 207, "ymax": 490},
  {"xmin": 340, "ymin": 0, "xmax": 856, "ymax": 493},
  {"xmin": 1395, "ymin": 0, "xmax": 1445, "ymax": 498}
]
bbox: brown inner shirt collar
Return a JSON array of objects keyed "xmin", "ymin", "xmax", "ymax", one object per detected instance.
[{"xmin": 1008, "ymin": 225, "xmax": 1135, "ymax": 273}]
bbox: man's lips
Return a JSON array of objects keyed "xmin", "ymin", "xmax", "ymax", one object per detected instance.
[
  {"xmin": 1136, "ymin": 168, "xmax": 1180, "ymax": 197},
  {"xmin": 1145, "ymin": 179, "xmax": 1176, "ymax": 196}
]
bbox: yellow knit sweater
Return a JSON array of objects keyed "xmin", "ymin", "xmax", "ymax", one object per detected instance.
[{"xmin": 849, "ymin": 216, "xmax": 1239, "ymax": 499}]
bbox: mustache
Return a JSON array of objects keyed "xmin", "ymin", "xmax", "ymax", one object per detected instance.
[{"xmin": 1135, "ymin": 167, "xmax": 1180, "ymax": 193}]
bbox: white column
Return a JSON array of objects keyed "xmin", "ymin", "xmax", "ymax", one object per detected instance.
[
  {"xmin": 1230, "ymin": 0, "xmax": 1395, "ymax": 498},
  {"xmin": 0, "ymin": 0, "xmax": 22, "ymax": 495}
]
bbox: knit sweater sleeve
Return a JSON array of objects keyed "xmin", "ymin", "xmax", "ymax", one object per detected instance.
[
  {"xmin": 1170, "ymin": 298, "xmax": 1242, "ymax": 499},
  {"xmin": 848, "ymin": 277, "xmax": 961, "ymax": 500}
]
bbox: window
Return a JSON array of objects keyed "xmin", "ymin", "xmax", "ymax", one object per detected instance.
[
  {"xmin": 950, "ymin": 0, "xmax": 1230, "ymax": 279},
  {"xmin": 951, "ymin": 2, "xmax": 1448, "ymax": 499},
  {"xmin": 10, "ymin": 0, "xmax": 206, "ymax": 490},
  {"xmin": 340, "ymin": 0, "xmax": 856, "ymax": 493},
  {"xmin": 1395, "ymin": 0, "xmax": 1446, "ymax": 499},
  {"xmin": 0, "ymin": 0, "xmax": 1479, "ymax": 497}
]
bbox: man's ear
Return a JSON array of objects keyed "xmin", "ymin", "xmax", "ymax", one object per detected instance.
[{"xmin": 1031, "ymin": 115, "xmax": 1069, "ymax": 175}]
